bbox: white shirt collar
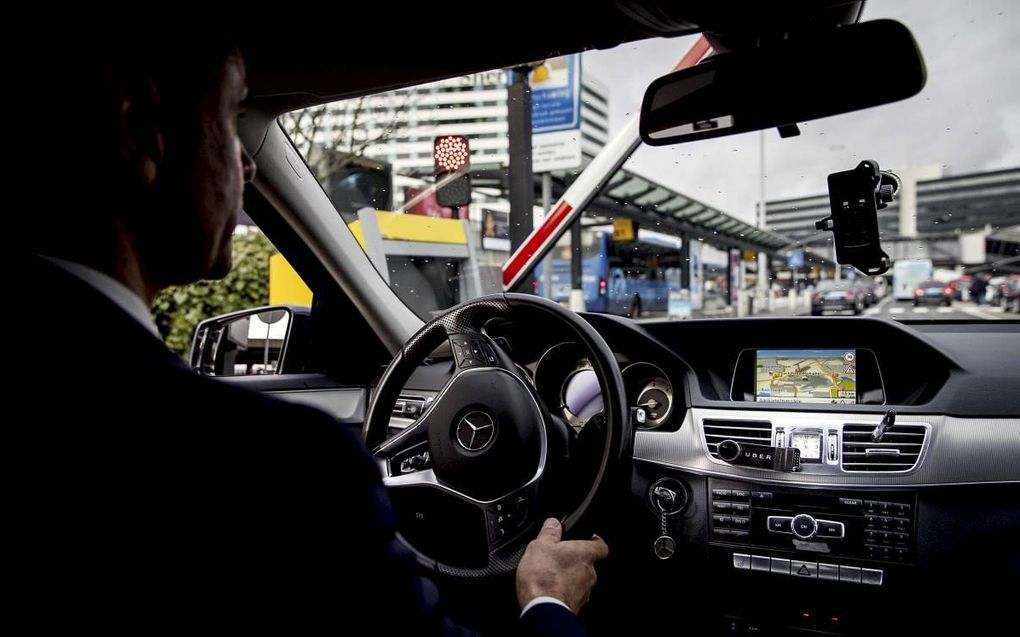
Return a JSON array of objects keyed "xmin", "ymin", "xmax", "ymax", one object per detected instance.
[{"xmin": 43, "ymin": 255, "xmax": 160, "ymax": 338}]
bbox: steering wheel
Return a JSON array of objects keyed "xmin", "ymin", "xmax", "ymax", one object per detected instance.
[{"xmin": 364, "ymin": 293, "xmax": 630, "ymax": 578}]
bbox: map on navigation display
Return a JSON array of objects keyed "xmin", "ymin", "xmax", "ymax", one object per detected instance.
[{"xmin": 755, "ymin": 349, "xmax": 857, "ymax": 404}]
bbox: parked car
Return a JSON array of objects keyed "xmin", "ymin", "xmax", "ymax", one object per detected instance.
[
  {"xmin": 913, "ymin": 279, "xmax": 953, "ymax": 306},
  {"xmin": 811, "ymin": 280, "xmax": 864, "ymax": 315}
]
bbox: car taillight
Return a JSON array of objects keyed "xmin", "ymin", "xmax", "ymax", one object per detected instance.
[
  {"xmin": 844, "ymin": 292, "xmax": 856, "ymax": 300},
  {"xmin": 599, "ymin": 278, "xmax": 607, "ymax": 296},
  {"xmin": 944, "ymin": 288, "xmax": 953, "ymax": 295},
  {"xmin": 533, "ymin": 279, "xmax": 539, "ymax": 292},
  {"xmin": 914, "ymin": 288, "xmax": 923, "ymax": 296}
]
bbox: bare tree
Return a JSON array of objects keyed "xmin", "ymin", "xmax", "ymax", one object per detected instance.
[{"xmin": 279, "ymin": 91, "xmax": 420, "ymax": 184}]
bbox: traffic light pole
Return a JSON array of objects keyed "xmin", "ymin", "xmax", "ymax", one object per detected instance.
[
  {"xmin": 502, "ymin": 37, "xmax": 712, "ymax": 291},
  {"xmin": 507, "ymin": 64, "xmax": 536, "ymax": 292}
]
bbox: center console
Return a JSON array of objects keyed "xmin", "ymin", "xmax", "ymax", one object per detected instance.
[
  {"xmin": 705, "ymin": 477, "xmax": 917, "ymax": 633},
  {"xmin": 710, "ymin": 478, "xmax": 915, "ymax": 570}
]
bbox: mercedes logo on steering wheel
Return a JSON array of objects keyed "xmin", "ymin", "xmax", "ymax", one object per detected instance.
[{"xmin": 455, "ymin": 411, "xmax": 496, "ymax": 452}]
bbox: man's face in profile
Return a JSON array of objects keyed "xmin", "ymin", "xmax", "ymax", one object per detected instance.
[
  {"xmin": 185, "ymin": 50, "xmax": 256, "ymax": 280},
  {"xmin": 142, "ymin": 48, "xmax": 256, "ymax": 288}
]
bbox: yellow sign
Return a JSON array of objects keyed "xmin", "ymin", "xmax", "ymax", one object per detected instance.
[
  {"xmin": 269, "ymin": 254, "xmax": 313, "ymax": 307},
  {"xmin": 348, "ymin": 211, "xmax": 468, "ymax": 250},
  {"xmin": 613, "ymin": 218, "xmax": 634, "ymax": 241}
]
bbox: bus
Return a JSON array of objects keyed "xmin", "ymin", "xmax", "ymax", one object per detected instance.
[
  {"xmin": 892, "ymin": 258, "xmax": 934, "ymax": 300},
  {"xmin": 535, "ymin": 229, "xmax": 683, "ymax": 317}
]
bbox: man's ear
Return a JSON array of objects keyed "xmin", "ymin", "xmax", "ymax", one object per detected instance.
[{"xmin": 115, "ymin": 73, "xmax": 166, "ymax": 187}]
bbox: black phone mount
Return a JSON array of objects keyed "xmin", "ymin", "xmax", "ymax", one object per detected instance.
[{"xmin": 816, "ymin": 160, "xmax": 897, "ymax": 275}]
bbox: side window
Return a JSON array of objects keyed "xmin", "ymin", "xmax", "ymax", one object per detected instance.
[{"xmin": 151, "ymin": 223, "xmax": 313, "ymax": 368}]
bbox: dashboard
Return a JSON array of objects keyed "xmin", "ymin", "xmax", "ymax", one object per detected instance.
[
  {"xmin": 389, "ymin": 315, "xmax": 1019, "ymax": 634},
  {"xmin": 532, "ymin": 341, "xmax": 680, "ymax": 431}
]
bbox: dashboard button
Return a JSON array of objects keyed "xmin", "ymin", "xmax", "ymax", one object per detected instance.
[
  {"xmin": 839, "ymin": 497, "xmax": 862, "ymax": 509},
  {"xmin": 818, "ymin": 563, "xmax": 840, "ymax": 581},
  {"xmin": 751, "ymin": 491, "xmax": 774, "ymax": 502},
  {"xmin": 770, "ymin": 558, "xmax": 791, "ymax": 575},
  {"xmin": 817, "ymin": 520, "xmax": 845, "ymax": 539},
  {"xmin": 731, "ymin": 516, "xmax": 750, "ymax": 529},
  {"xmin": 733, "ymin": 553, "xmax": 751, "ymax": 570},
  {"xmin": 712, "ymin": 501, "xmax": 732, "ymax": 512},
  {"xmin": 839, "ymin": 566, "xmax": 862, "ymax": 583},
  {"xmin": 862, "ymin": 568, "xmax": 884, "ymax": 585},
  {"xmin": 767, "ymin": 516, "xmax": 793, "ymax": 534},
  {"xmin": 792, "ymin": 514, "xmax": 819, "ymax": 540},
  {"xmin": 730, "ymin": 503, "xmax": 750, "ymax": 515},
  {"xmin": 791, "ymin": 561, "xmax": 817, "ymax": 578},
  {"xmin": 712, "ymin": 489, "xmax": 733, "ymax": 498},
  {"xmin": 751, "ymin": 555, "xmax": 770, "ymax": 572},
  {"xmin": 731, "ymin": 490, "xmax": 750, "ymax": 500}
]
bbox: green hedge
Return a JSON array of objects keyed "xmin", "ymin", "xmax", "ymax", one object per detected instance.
[{"xmin": 152, "ymin": 231, "xmax": 276, "ymax": 357}]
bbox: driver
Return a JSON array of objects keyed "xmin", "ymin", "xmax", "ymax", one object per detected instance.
[{"xmin": 15, "ymin": 26, "xmax": 608, "ymax": 635}]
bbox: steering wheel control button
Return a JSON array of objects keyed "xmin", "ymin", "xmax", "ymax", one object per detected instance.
[
  {"xmin": 449, "ymin": 335, "xmax": 500, "ymax": 369},
  {"xmin": 818, "ymin": 563, "xmax": 840, "ymax": 581},
  {"xmin": 767, "ymin": 516, "xmax": 793, "ymax": 534},
  {"xmin": 816, "ymin": 520, "xmax": 845, "ymax": 539},
  {"xmin": 791, "ymin": 514, "xmax": 819, "ymax": 540},
  {"xmin": 733, "ymin": 553, "xmax": 751, "ymax": 570},
  {"xmin": 861, "ymin": 568, "xmax": 884, "ymax": 586},
  {"xmin": 487, "ymin": 492, "xmax": 531, "ymax": 544},
  {"xmin": 791, "ymin": 561, "xmax": 818, "ymax": 578}
]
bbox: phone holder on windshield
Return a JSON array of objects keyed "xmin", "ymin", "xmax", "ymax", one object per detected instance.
[{"xmin": 815, "ymin": 160, "xmax": 897, "ymax": 275}]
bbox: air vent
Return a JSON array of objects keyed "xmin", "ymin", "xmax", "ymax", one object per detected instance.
[
  {"xmin": 702, "ymin": 419, "xmax": 772, "ymax": 460},
  {"xmin": 841, "ymin": 424, "xmax": 927, "ymax": 472}
]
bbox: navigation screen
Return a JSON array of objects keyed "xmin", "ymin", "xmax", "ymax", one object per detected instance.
[{"xmin": 755, "ymin": 349, "xmax": 857, "ymax": 404}]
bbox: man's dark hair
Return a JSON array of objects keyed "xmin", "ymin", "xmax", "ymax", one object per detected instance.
[{"xmin": 23, "ymin": 30, "xmax": 239, "ymax": 256}]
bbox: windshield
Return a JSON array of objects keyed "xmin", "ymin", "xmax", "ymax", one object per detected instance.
[{"xmin": 282, "ymin": 0, "xmax": 1018, "ymax": 323}]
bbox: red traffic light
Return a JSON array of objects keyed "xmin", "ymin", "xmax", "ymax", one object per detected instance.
[
  {"xmin": 433, "ymin": 135, "xmax": 472, "ymax": 209},
  {"xmin": 434, "ymin": 135, "xmax": 470, "ymax": 173}
]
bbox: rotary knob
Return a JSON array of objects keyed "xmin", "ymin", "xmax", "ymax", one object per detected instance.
[{"xmin": 791, "ymin": 514, "xmax": 818, "ymax": 540}]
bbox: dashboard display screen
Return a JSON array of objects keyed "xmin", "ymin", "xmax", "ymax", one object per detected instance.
[{"xmin": 755, "ymin": 349, "xmax": 857, "ymax": 404}]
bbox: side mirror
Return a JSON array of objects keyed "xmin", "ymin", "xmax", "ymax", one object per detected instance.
[{"xmin": 189, "ymin": 306, "xmax": 310, "ymax": 376}]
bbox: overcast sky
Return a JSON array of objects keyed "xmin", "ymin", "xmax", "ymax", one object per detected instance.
[{"xmin": 583, "ymin": 0, "xmax": 1019, "ymax": 225}]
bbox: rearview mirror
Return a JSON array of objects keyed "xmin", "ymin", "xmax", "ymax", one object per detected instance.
[{"xmin": 640, "ymin": 20, "xmax": 926, "ymax": 145}]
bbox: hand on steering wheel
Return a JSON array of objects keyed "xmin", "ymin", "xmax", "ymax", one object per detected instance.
[{"xmin": 364, "ymin": 294, "xmax": 630, "ymax": 578}]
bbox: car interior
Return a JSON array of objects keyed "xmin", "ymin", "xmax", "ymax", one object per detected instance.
[{"xmin": 204, "ymin": 1, "xmax": 1019, "ymax": 634}]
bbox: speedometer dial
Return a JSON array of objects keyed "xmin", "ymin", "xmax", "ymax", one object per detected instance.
[
  {"xmin": 636, "ymin": 378, "xmax": 672, "ymax": 426},
  {"xmin": 622, "ymin": 362, "xmax": 675, "ymax": 428}
]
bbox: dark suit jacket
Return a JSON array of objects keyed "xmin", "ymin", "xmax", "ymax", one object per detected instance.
[{"xmin": 12, "ymin": 255, "xmax": 583, "ymax": 635}]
